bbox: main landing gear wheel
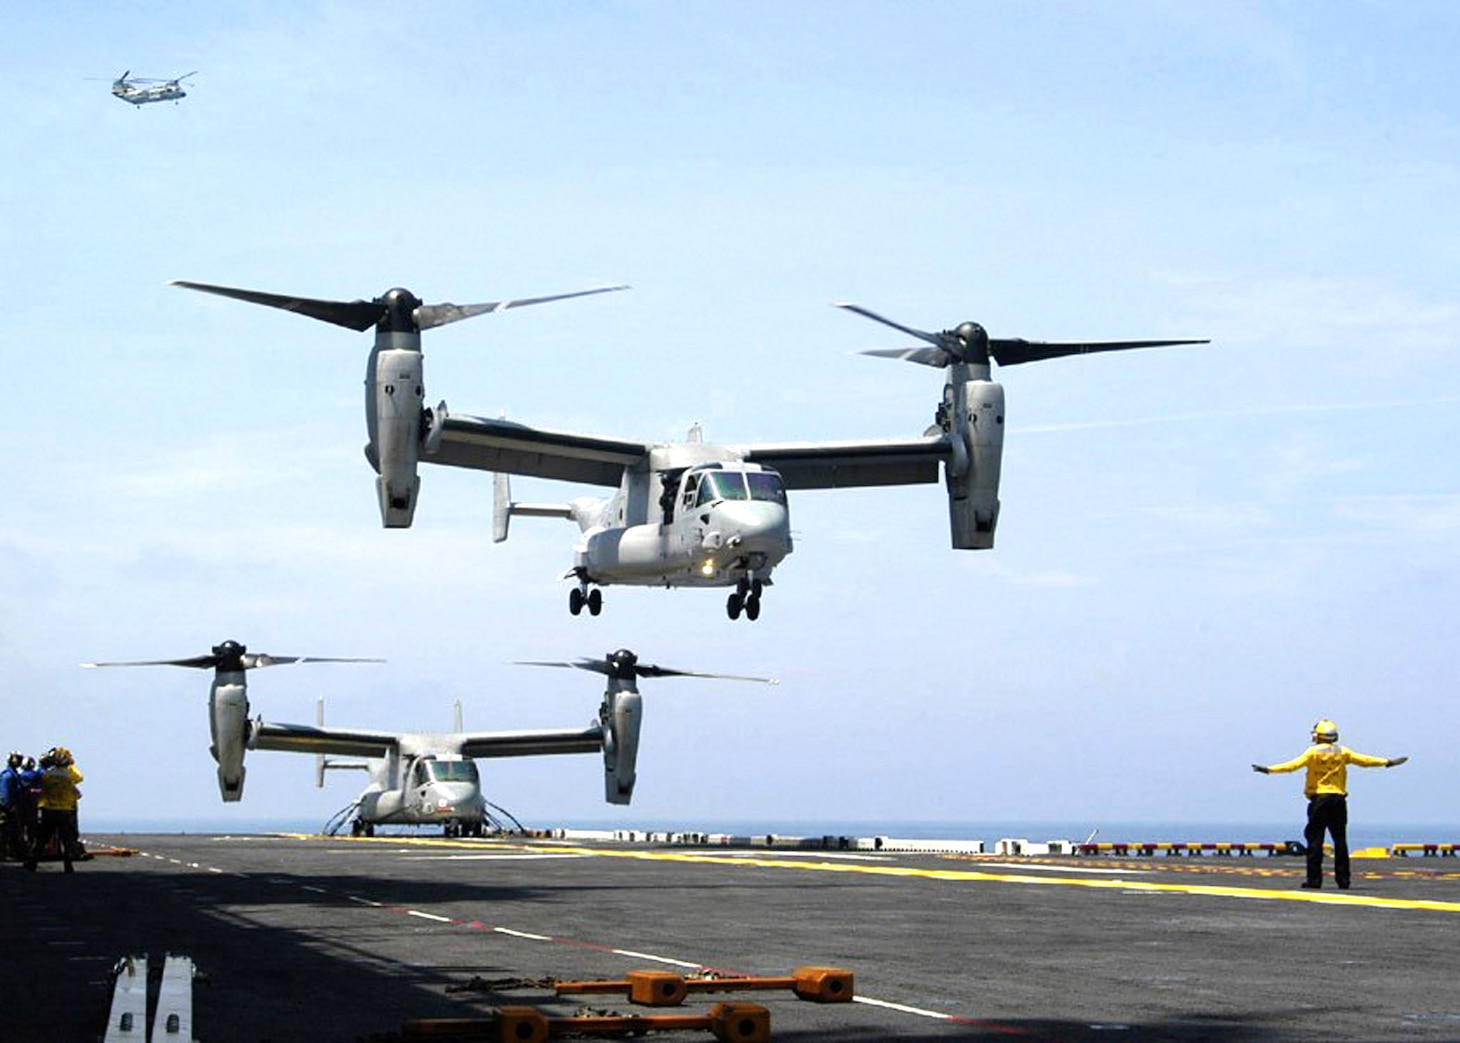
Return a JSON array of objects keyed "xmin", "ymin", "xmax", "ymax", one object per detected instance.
[
  {"xmin": 726, "ymin": 579, "xmax": 763, "ymax": 621},
  {"xmin": 569, "ymin": 587, "xmax": 603, "ymax": 616}
]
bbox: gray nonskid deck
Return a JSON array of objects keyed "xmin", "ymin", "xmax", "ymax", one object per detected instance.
[{"xmin": 5, "ymin": 832, "xmax": 1460, "ymax": 1041}]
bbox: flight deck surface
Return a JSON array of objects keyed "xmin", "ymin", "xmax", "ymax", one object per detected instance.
[{"xmin": 4, "ymin": 832, "xmax": 1460, "ymax": 1041}]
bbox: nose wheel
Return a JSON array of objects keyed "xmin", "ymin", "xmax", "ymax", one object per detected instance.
[
  {"xmin": 726, "ymin": 578, "xmax": 763, "ymax": 621},
  {"xmin": 569, "ymin": 584, "xmax": 603, "ymax": 617}
]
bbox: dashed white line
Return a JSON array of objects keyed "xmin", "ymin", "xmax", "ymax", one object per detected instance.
[
  {"xmin": 407, "ymin": 910, "xmax": 453, "ymax": 923},
  {"xmin": 493, "ymin": 927, "xmax": 553, "ymax": 941},
  {"xmin": 854, "ymin": 995, "xmax": 953, "ymax": 1019},
  {"xmin": 609, "ymin": 948, "xmax": 701, "ymax": 968}
]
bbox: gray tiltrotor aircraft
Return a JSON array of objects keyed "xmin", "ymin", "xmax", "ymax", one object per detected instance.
[
  {"xmin": 85, "ymin": 643, "xmax": 774, "ymax": 834},
  {"xmin": 174, "ymin": 283, "xmax": 1204, "ymax": 620}
]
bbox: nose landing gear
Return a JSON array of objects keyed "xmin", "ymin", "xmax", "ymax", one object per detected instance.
[
  {"xmin": 726, "ymin": 577, "xmax": 764, "ymax": 621},
  {"xmin": 569, "ymin": 582, "xmax": 603, "ymax": 617}
]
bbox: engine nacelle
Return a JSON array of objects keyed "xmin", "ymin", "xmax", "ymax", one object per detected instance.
[
  {"xmin": 601, "ymin": 689, "xmax": 642, "ymax": 805},
  {"xmin": 209, "ymin": 680, "xmax": 249, "ymax": 802},
  {"xmin": 947, "ymin": 379, "xmax": 1005, "ymax": 550},
  {"xmin": 366, "ymin": 342, "xmax": 424, "ymax": 528}
]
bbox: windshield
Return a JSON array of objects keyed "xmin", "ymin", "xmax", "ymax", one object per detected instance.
[
  {"xmin": 423, "ymin": 760, "xmax": 478, "ymax": 784},
  {"xmin": 695, "ymin": 470, "xmax": 786, "ymax": 507}
]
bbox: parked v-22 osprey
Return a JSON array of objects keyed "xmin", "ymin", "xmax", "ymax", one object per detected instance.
[
  {"xmin": 83, "ymin": 642, "xmax": 775, "ymax": 833},
  {"xmin": 173, "ymin": 282, "xmax": 1205, "ymax": 620}
]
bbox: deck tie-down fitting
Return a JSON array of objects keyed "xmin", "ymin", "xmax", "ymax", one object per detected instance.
[
  {"xmin": 402, "ymin": 1001, "xmax": 771, "ymax": 1041},
  {"xmin": 555, "ymin": 966, "xmax": 854, "ymax": 1006}
]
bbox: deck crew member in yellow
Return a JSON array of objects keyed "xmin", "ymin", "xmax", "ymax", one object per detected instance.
[
  {"xmin": 1253, "ymin": 720, "xmax": 1407, "ymax": 890},
  {"xmin": 24, "ymin": 747, "xmax": 84, "ymax": 873}
]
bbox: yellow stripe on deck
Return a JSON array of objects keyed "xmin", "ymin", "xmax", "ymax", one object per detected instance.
[{"xmin": 288, "ymin": 835, "xmax": 1460, "ymax": 914}]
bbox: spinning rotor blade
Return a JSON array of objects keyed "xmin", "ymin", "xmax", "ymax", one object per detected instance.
[
  {"xmin": 416, "ymin": 285, "xmax": 629, "ymax": 330},
  {"xmin": 84, "ymin": 655, "xmax": 222, "ymax": 670},
  {"xmin": 634, "ymin": 664, "xmax": 779, "ymax": 684},
  {"xmin": 517, "ymin": 651, "xmax": 777, "ymax": 685},
  {"xmin": 987, "ymin": 336, "xmax": 1209, "ymax": 367},
  {"xmin": 84, "ymin": 640, "xmax": 383, "ymax": 672},
  {"xmin": 243, "ymin": 655, "xmax": 385, "ymax": 670},
  {"xmin": 840, "ymin": 302, "xmax": 1207, "ymax": 369},
  {"xmin": 174, "ymin": 281, "xmax": 629, "ymax": 334},
  {"xmin": 858, "ymin": 346, "xmax": 955, "ymax": 368},
  {"xmin": 834, "ymin": 303, "xmax": 941, "ymax": 345},
  {"xmin": 172, "ymin": 281, "xmax": 385, "ymax": 331}
]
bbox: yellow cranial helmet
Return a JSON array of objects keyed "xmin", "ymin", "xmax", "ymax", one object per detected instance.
[{"xmin": 1312, "ymin": 720, "xmax": 1338, "ymax": 743}]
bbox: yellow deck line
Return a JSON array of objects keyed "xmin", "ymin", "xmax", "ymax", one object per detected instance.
[{"xmin": 285, "ymin": 835, "xmax": 1460, "ymax": 914}]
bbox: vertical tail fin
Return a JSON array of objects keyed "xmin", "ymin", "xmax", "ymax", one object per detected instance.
[{"xmin": 493, "ymin": 473, "xmax": 511, "ymax": 543}]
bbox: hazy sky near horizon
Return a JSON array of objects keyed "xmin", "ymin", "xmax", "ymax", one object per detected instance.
[{"xmin": 3, "ymin": 2, "xmax": 1457, "ymax": 831}]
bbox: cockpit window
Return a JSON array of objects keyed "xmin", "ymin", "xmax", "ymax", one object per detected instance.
[
  {"xmin": 746, "ymin": 472, "xmax": 787, "ymax": 505},
  {"xmin": 423, "ymin": 760, "xmax": 479, "ymax": 783},
  {"xmin": 694, "ymin": 470, "xmax": 786, "ymax": 507},
  {"xmin": 696, "ymin": 471, "xmax": 746, "ymax": 505}
]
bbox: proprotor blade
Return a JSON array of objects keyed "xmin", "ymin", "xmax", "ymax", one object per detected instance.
[
  {"xmin": 834, "ymin": 303, "xmax": 942, "ymax": 345},
  {"xmin": 415, "ymin": 285, "xmax": 630, "ymax": 330},
  {"xmin": 634, "ymin": 663, "xmax": 780, "ymax": 685},
  {"xmin": 990, "ymin": 337, "xmax": 1210, "ymax": 367},
  {"xmin": 514, "ymin": 659, "xmax": 610, "ymax": 675},
  {"xmin": 172, "ymin": 281, "xmax": 385, "ymax": 332},
  {"xmin": 83, "ymin": 655, "xmax": 222, "ymax": 670},
  {"xmin": 858, "ymin": 346, "xmax": 954, "ymax": 368},
  {"xmin": 244, "ymin": 654, "xmax": 385, "ymax": 670}
]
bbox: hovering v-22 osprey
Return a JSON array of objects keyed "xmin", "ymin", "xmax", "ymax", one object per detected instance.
[{"xmin": 173, "ymin": 282, "xmax": 1205, "ymax": 620}]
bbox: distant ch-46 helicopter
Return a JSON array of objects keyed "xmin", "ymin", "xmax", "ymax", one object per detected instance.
[
  {"xmin": 85, "ymin": 642, "xmax": 774, "ymax": 836},
  {"xmin": 173, "ymin": 281, "xmax": 1206, "ymax": 621},
  {"xmin": 105, "ymin": 70, "xmax": 195, "ymax": 106}
]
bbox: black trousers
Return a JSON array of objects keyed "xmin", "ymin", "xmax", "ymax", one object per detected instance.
[
  {"xmin": 1304, "ymin": 794, "xmax": 1349, "ymax": 887},
  {"xmin": 27, "ymin": 809, "xmax": 79, "ymax": 868}
]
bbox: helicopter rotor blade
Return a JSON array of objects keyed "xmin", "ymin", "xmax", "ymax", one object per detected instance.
[
  {"xmin": 514, "ymin": 657, "xmax": 776, "ymax": 685},
  {"xmin": 83, "ymin": 656, "xmax": 221, "ymax": 670},
  {"xmin": 243, "ymin": 654, "xmax": 385, "ymax": 670},
  {"xmin": 834, "ymin": 303, "xmax": 943, "ymax": 346},
  {"xmin": 633, "ymin": 663, "xmax": 779, "ymax": 685},
  {"xmin": 172, "ymin": 281, "xmax": 385, "ymax": 332},
  {"xmin": 415, "ymin": 285, "xmax": 629, "ymax": 331},
  {"xmin": 990, "ymin": 337, "xmax": 1210, "ymax": 367},
  {"xmin": 858, "ymin": 346, "xmax": 954, "ymax": 368},
  {"xmin": 513, "ymin": 658, "xmax": 611, "ymax": 676}
]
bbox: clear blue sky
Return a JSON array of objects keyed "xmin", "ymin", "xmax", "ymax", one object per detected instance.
[{"xmin": 2, "ymin": 2, "xmax": 1456, "ymax": 832}]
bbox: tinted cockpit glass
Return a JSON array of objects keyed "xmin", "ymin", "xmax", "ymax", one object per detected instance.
[
  {"xmin": 695, "ymin": 470, "xmax": 786, "ymax": 506},
  {"xmin": 424, "ymin": 760, "xmax": 479, "ymax": 783},
  {"xmin": 746, "ymin": 472, "xmax": 786, "ymax": 504},
  {"xmin": 697, "ymin": 471, "xmax": 746, "ymax": 505}
]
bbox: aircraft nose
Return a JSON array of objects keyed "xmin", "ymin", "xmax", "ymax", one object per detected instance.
[
  {"xmin": 430, "ymin": 782, "xmax": 478, "ymax": 813},
  {"xmin": 716, "ymin": 501, "xmax": 790, "ymax": 553}
]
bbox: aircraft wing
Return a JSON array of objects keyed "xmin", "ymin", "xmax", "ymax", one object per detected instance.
[
  {"xmin": 737, "ymin": 435, "xmax": 950, "ymax": 489},
  {"xmin": 250, "ymin": 721, "xmax": 400, "ymax": 758},
  {"xmin": 432, "ymin": 414, "xmax": 649, "ymax": 488},
  {"xmin": 459, "ymin": 725, "xmax": 604, "ymax": 759}
]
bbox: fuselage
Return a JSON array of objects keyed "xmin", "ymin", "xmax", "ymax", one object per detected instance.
[
  {"xmin": 355, "ymin": 753, "xmax": 484, "ymax": 828},
  {"xmin": 114, "ymin": 84, "xmax": 186, "ymax": 105},
  {"xmin": 574, "ymin": 458, "xmax": 791, "ymax": 588}
]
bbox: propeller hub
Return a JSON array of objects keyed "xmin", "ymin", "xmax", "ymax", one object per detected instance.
[
  {"xmin": 608, "ymin": 649, "xmax": 639, "ymax": 678},
  {"xmin": 951, "ymin": 322, "xmax": 988, "ymax": 362},
  {"xmin": 379, "ymin": 288, "xmax": 425, "ymax": 333}
]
